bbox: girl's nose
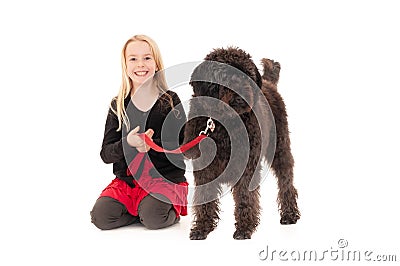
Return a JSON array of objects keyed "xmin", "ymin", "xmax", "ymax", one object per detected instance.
[{"xmin": 137, "ymin": 59, "xmax": 145, "ymax": 67}]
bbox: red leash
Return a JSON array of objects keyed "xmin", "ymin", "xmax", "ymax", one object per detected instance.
[
  {"xmin": 141, "ymin": 133, "xmax": 207, "ymax": 154},
  {"xmin": 140, "ymin": 118, "xmax": 215, "ymax": 154}
]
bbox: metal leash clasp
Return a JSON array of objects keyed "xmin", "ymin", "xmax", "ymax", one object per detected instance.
[{"xmin": 199, "ymin": 117, "xmax": 215, "ymax": 136}]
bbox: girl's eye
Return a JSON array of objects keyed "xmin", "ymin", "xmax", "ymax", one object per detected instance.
[
  {"xmin": 129, "ymin": 57, "xmax": 136, "ymax": 61},
  {"xmin": 145, "ymin": 56, "xmax": 152, "ymax": 60}
]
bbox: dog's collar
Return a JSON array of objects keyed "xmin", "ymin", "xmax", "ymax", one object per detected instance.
[{"xmin": 199, "ymin": 117, "xmax": 215, "ymax": 136}]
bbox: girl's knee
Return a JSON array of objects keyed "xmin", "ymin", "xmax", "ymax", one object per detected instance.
[
  {"xmin": 138, "ymin": 196, "xmax": 178, "ymax": 230},
  {"xmin": 90, "ymin": 197, "xmax": 125, "ymax": 230}
]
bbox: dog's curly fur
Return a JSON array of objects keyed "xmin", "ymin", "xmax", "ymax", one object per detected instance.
[{"xmin": 184, "ymin": 47, "xmax": 300, "ymax": 240}]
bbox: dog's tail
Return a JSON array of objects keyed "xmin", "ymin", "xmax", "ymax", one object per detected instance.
[
  {"xmin": 260, "ymin": 57, "xmax": 290, "ymax": 183},
  {"xmin": 261, "ymin": 58, "xmax": 281, "ymax": 86}
]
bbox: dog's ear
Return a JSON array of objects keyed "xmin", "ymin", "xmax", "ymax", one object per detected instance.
[
  {"xmin": 189, "ymin": 81, "xmax": 205, "ymax": 97},
  {"xmin": 218, "ymin": 85, "xmax": 233, "ymax": 104},
  {"xmin": 189, "ymin": 80, "xmax": 221, "ymax": 99}
]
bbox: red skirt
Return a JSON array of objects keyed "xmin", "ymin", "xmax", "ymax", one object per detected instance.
[{"xmin": 99, "ymin": 153, "xmax": 188, "ymax": 217}]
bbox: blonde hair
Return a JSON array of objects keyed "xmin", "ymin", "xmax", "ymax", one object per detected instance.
[{"xmin": 111, "ymin": 34, "xmax": 174, "ymax": 131}]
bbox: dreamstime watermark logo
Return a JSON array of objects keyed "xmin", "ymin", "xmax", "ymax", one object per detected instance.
[
  {"xmin": 258, "ymin": 239, "xmax": 397, "ymax": 262},
  {"xmin": 122, "ymin": 61, "xmax": 276, "ymax": 206}
]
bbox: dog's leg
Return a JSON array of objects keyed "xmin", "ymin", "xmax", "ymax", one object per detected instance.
[
  {"xmin": 263, "ymin": 84, "xmax": 301, "ymax": 225},
  {"xmin": 232, "ymin": 175, "xmax": 261, "ymax": 239},
  {"xmin": 273, "ymin": 149, "xmax": 300, "ymax": 224},
  {"xmin": 271, "ymin": 113, "xmax": 301, "ymax": 225},
  {"xmin": 190, "ymin": 182, "xmax": 221, "ymax": 240}
]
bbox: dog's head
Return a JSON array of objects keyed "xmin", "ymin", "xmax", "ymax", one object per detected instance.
[
  {"xmin": 261, "ymin": 58, "xmax": 280, "ymax": 85},
  {"xmin": 189, "ymin": 47, "xmax": 262, "ymax": 116}
]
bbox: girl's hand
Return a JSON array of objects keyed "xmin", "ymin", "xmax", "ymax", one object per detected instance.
[
  {"xmin": 127, "ymin": 126, "xmax": 154, "ymax": 152},
  {"xmin": 140, "ymin": 128, "xmax": 154, "ymax": 152}
]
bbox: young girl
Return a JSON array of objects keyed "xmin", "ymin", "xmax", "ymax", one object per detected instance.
[{"xmin": 90, "ymin": 35, "xmax": 188, "ymax": 230}]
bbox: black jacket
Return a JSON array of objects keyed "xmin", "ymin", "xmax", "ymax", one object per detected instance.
[{"xmin": 100, "ymin": 91, "xmax": 187, "ymax": 187}]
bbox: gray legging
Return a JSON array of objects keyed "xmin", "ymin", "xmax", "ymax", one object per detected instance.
[{"xmin": 90, "ymin": 194, "xmax": 179, "ymax": 230}]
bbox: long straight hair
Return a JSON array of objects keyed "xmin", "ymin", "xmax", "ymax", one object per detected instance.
[{"xmin": 111, "ymin": 34, "xmax": 173, "ymax": 131}]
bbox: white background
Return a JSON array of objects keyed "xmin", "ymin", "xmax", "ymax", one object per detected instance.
[{"xmin": 1, "ymin": 0, "xmax": 399, "ymax": 265}]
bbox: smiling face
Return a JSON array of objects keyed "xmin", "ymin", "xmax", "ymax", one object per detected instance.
[{"xmin": 125, "ymin": 40, "xmax": 158, "ymax": 89}]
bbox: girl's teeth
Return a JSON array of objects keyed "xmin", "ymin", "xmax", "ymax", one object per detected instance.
[{"xmin": 135, "ymin": 71, "xmax": 147, "ymax": 76}]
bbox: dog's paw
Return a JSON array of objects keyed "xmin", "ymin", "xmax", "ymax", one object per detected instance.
[
  {"xmin": 233, "ymin": 230, "xmax": 252, "ymax": 240},
  {"xmin": 280, "ymin": 213, "xmax": 300, "ymax": 225},
  {"xmin": 189, "ymin": 229, "xmax": 208, "ymax": 240}
]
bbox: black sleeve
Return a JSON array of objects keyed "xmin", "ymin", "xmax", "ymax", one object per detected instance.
[
  {"xmin": 174, "ymin": 92, "xmax": 187, "ymax": 145},
  {"xmin": 152, "ymin": 91, "xmax": 187, "ymax": 149},
  {"xmin": 100, "ymin": 104, "xmax": 137, "ymax": 164}
]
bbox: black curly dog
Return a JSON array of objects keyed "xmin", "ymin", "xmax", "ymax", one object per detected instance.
[{"xmin": 183, "ymin": 47, "xmax": 300, "ymax": 240}]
